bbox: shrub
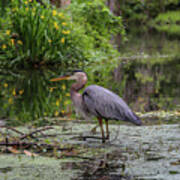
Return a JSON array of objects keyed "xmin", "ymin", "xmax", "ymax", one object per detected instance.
[
  {"xmin": 0, "ymin": 0, "xmax": 125, "ymax": 123},
  {"xmin": 0, "ymin": 0, "xmax": 87, "ymax": 72}
]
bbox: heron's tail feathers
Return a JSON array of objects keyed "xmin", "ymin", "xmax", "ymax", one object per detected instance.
[{"xmin": 125, "ymin": 111, "xmax": 142, "ymax": 126}]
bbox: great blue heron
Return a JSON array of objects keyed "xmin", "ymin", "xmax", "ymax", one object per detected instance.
[{"xmin": 50, "ymin": 70, "xmax": 142, "ymax": 143}]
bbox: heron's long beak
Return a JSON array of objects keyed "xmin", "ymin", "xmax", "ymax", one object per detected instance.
[{"xmin": 50, "ymin": 75, "xmax": 71, "ymax": 82}]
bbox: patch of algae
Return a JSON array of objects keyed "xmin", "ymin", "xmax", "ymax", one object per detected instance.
[
  {"xmin": 0, "ymin": 154, "xmax": 78, "ymax": 180},
  {"xmin": 1, "ymin": 122, "xmax": 180, "ymax": 180}
]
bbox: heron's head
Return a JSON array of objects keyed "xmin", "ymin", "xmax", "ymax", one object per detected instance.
[{"xmin": 50, "ymin": 70, "xmax": 87, "ymax": 83}]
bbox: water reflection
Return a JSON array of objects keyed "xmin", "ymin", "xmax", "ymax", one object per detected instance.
[{"xmin": 0, "ymin": 69, "xmax": 71, "ymax": 123}]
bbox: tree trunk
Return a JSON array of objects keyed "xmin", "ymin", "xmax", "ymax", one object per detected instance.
[{"xmin": 107, "ymin": 0, "xmax": 116, "ymax": 13}]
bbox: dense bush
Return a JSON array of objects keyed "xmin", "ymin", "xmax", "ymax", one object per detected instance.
[
  {"xmin": 69, "ymin": 0, "xmax": 125, "ymax": 89},
  {"xmin": 0, "ymin": 0, "xmax": 86, "ymax": 122},
  {"xmin": 0, "ymin": 0, "xmax": 124, "ymax": 123},
  {"xmin": 0, "ymin": 0, "xmax": 88, "ymax": 72},
  {"xmin": 69, "ymin": 0, "xmax": 125, "ymax": 50}
]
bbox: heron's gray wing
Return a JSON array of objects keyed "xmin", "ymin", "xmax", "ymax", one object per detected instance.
[
  {"xmin": 82, "ymin": 85, "xmax": 141, "ymax": 125},
  {"xmin": 83, "ymin": 85, "xmax": 126, "ymax": 120}
]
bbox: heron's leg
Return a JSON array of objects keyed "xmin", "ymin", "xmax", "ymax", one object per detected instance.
[
  {"xmin": 105, "ymin": 120, "xmax": 109, "ymax": 139},
  {"xmin": 97, "ymin": 117, "xmax": 105, "ymax": 143}
]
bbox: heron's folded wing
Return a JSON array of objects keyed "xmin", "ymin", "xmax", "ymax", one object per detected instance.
[{"xmin": 82, "ymin": 85, "xmax": 128, "ymax": 120}]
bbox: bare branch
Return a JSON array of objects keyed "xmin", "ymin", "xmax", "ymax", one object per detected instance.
[{"xmin": 20, "ymin": 126, "xmax": 54, "ymax": 140}]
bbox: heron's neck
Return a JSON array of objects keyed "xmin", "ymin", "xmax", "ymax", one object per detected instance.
[
  {"xmin": 70, "ymin": 81, "xmax": 84, "ymax": 104},
  {"xmin": 71, "ymin": 80, "xmax": 86, "ymax": 93},
  {"xmin": 70, "ymin": 78, "xmax": 87, "ymax": 106}
]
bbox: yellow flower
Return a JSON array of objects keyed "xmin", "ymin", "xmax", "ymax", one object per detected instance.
[
  {"xmin": 50, "ymin": 87, "xmax": 53, "ymax": 92},
  {"xmin": 17, "ymin": 40, "xmax": 23, "ymax": 45},
  {"xmin": 62, "ymin": 30, "xmax": 70, "ymax": 35},
  {"xmin": 66, "ymin": 93, "xmax": 70, "ymax": 97},
  {"xmin": 62, "ymin": 84, "xmax": 66, "ymax": 90},
  {"xmin": 40, "ymin": 15, "xmax": 44, "ymax": 19},
  {"xmin": 58, "ymin": 12, "xmax": 63, "ymax": 17},
  {"xmin": 48, "ymin": 39, "xmax": 52, "ymax": 43},
  {"xmin": 4, "ymin": 83, "xmax": 8, "ymax": 88},
  {"xmin": 64, "ymin": 101, "xmax": 69, "ymax": 105},
  {"xmin": 19, "ymin": 90, "xmax": 24, "ymax": 95},
  {"xmin": 54, "ymin": 111, "xmax": 59, "ymax": 117},
  {"xmin": 12, "ymin": 8, "xmax": 16, "ymax": 12},
  {"xmin": 56, "ymin": 100, "xmax": 60, "ymax": 106},
  {"xmin": 25, "ymin": 7, "xmax": 29, "ymax": 11},
  {"xmin": 2, "ymin": 44, "xmax": 7, "ymax": 49},
  {"xmin": 61, "ymin": 110, "xmax": 65, "ymax": 114},
  {"xmin": 61, "ymin": 37, "xmax": 65, "ymax": 43},
  {"xmin": 52, "ymin": 10, "xmax": 57, "ymax": 16},
  {"xmin": 8, "ymin": 98, "xmax": 13, "ymax": 104},
  {"xmin": 54, "ymin": 22, "xmax": 59, "ymax": 30},
  {"xmin": 12, "ymin": 89, "xmax": 16, "ymax": 96},
  {"xmin": 10, "ymin": 39, "xmax": 15, "ymax": 46},
  {"xmin": 24, "ymin": 1, "xmax": 28, "ymax": 5},
  {"xmin": 62, "ymin": 22, "xmax": 67, "ymax": 26},
  {"xmin": 6, "ymin": 30, "xmax": 11, "ymax": 35},
  {"xmin": 29, "ymin": 0, "xmax": 32, "ymax": 2}
]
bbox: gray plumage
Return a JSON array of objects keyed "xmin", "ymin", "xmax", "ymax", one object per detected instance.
[
  {"xmin": 50, "ymin": 71, "xmax": 142, "ymax": 143},
  {"xmin": 82, "ymin": 85, "xmax": 141, "ymax": 125}
]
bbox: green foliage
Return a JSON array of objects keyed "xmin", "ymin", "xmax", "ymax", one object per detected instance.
[
  {"xmin": 0, "ymin": 0, "xmax": 87, "ymax": 72},
  {"xmin": 0, "ymin": 0, "xmax": 11, "ymax": 16},
  {"xmin": 68, "ymin": 0, "xmax": 125, "ymax": 58},
  {"xmin": 68, "ymin": 0, "xmax": 125, "ymax": 91},
  {"xmin": 154, "ymin": 11, "xmax": 180, "ymax": 36},
  {"xmin": 0, "ymin": 0, "xmax": 125, "ymax": 123},
  {"xmin": 0, "ymin": 0, "xmax": 88, "ymax": 122},
  {"xmin": 135, "ymin": 72, "xmax": 153, "ymax": 84},
  {"xmin": 0, "ymin": 0, "xmax": 124, "ymax": 73},
  {"xmin": 117, "ymin": 0, "xmax": 180, "ymax": 34},
  {"xmin": 86, "ymin": 51, "xmax": 119, "ymax": 89}
]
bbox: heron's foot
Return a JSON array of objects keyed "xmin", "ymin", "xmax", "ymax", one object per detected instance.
[
  {"xmin": 101, "ymin": 135, "xmax": 110, "ymax": 143},
  {"xmin": 102, "ymin": 138, "xmax": 106, "ymax": 143}
]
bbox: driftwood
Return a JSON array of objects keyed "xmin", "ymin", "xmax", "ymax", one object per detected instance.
[
  {"xmin": 0, "ymin": 126, "xmax": 24, "ymax": 135},
  {"xmin": 72, "ymin": 136, "xmax": 108, "ymax": 141},
  {"xmin": 60, "ymin": 154, "xmax": 95, "ymax": 160},
  {"xmin": 0, "ymin": 126, "xmax": 54, "ymax": 140},
  {"xmin": 0, "ymin": 126, "xmax": 73, "ymax": 152},
  {"xmin": 0, "ymin": 141, "xmax": 73, "ymax": 151},
  {"xmin": 20, "ymin": 126, "xmax": 53, "ymax": 140}
]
